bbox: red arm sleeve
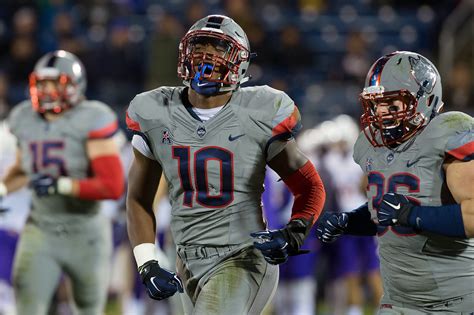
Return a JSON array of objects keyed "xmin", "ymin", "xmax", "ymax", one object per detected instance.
[
  {"xmin": 78, "ymin": 155, "xmax": 124, "ymax": 200},
  {"xmin": 283, "ymin": 161, "xmax": 326, "ymax": 224}
]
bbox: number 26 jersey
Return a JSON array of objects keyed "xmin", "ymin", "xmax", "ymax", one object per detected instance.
[{"xmin": 353, "ymin": 111, "xmax": 474, "ymax": 307}]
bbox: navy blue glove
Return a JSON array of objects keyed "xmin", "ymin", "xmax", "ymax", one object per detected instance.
[
  {"xmin": 315, "ymin": 212, "xmax": 349, "ymax": 243},
  {"xmin": 378, "ymin": 192, "xmax": 413, "ymax": 226},
  {"xmin": 251, "ymin": 219, "xmax": 311, "ymax": 265},
  {"xmin": 139, "ymin": 260, "xmax": 183, "ymax": 300},
  {"xmin": 29, "ymin": 174, "xmax": 59, "ymax": 197}
]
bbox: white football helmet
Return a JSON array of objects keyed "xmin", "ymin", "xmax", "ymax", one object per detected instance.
[
  {"xmin": 359, "ymin": 51, "xmax": 443, "ymax": 147},
  {"xmin": 177, "ymin": 15, "xmax": 251, "ymax": 94},
  {"xmin": 29, "ymin": 50, "xmax": 86, "ymax": 114}
]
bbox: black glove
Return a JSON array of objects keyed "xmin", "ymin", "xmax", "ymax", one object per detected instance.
[
  {"xmin": 139, "ymin": 260, "xmax": 183, "ymax": 300},
  {"xmin": 251, "ymin": 218, "xmax": 311, "ymax": 265},
  {"xmin": 315, "ymin": 212, "xmax": 348, "ymax": 243},
  {"xmin": 378, "ymin": 192, "xmax": 413, "ymax": 226},
  {"xmin": 29, "ymin": 174, "xmax": 59, "ymax": 197}
]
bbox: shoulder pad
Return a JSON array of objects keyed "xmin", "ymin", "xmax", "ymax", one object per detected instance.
[
  {"xmin": 239, "ymin": 85, "xmax": 301, "ymax": 137},
  {"xmin": 126, "ymin": 87, "xmax": 182, "ymax": 133},
  {"xmin": 77, "ymin": 100, "xmax": 118, "ymax": 139},
  {"xmin": 429, "ymin": 112, "xmax": 473, "ymax": 161},
  {"xmin": 416, "ymin": 111, "xmax": 473, "ymax": 161},
  {"xmin": 7, "ymin": 101, "xmax": 32, "ymax": 138},
  {"xmin": 353, "ymin": 131, "xmax": 372, "ymax": 166}
]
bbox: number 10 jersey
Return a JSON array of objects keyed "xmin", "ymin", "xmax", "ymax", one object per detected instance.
[{"xmin": 126, "ymin": 85, "xmax": 301, "ymax": 247}]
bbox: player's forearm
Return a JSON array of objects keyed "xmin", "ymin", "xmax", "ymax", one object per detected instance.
[
  {"xmin": 1, "ymin": 166, "xmax": 28, "ymax": 195},
  {"xmin": 346, "ymin": 203, "xmax": 377, "ymax": 236},
  {"xmin": 50, "ymin": 155, "xmax": 124, "ymax": 200},
  {"xmin": 77, "ymin": 154, "xmax": 124, "ymax": 200},
  {"xmin": 126, "ymin": 197, "xmax": 157, "ymax": 247},
  {"xmin": 406, "ymin": 204, "xmax": 466, "ymax": 238},
  {"xmin": 283, "ymin": 161, "xmax": 326, "ymax": 224}
]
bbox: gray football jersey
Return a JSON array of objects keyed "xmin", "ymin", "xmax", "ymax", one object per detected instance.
[
  {"xmin": 127, "ymin": 86, "xmax": 301, "ymax": 246},
  {"xmin": 353, "ymin": 111, "xmax": 474, "ymax": 307},
  {"xmin": 8, "ymin": 100, "xmax": 118, "ymax": 223}
]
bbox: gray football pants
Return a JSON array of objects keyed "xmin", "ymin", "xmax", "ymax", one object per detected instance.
[
  {"xmin": 13, "ymin": 216, "xmax": 112, "ymax": 315},
  {"xmin": 176, "ymin": 245, "xmax": 279, "ymax": 315}
]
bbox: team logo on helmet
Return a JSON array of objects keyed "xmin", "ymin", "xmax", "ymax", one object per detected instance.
[{"xmin": 409, "ymin": 55, "xmax": 437, "ymax": 98}]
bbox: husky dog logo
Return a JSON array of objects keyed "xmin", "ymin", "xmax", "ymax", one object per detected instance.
[
  {"xmin": 196, "ymin": 125, "xmax": 206, "ymax": 138},
  {"xmin": 162, "ymin": 128, "xmax": 172, "ymax": 145},
  {"xmin": 366, "ymin": 157, "xmax": 374, "ymax": 172},
  {"xmin": 386, "ymin": 152, "xmax": 394, "ymax": 164},
  {"xmin": 409, "ymin": 55, "xmax": 437, "ymax": 98}
]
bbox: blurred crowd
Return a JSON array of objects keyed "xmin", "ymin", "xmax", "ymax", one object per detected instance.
[
  {"xmin": 0, "ymin": 1, "xmax": 472, "ymax": 315},
  {"xmin": 0, "ymin": 0, "xmax": 472, "ymax": 127}
]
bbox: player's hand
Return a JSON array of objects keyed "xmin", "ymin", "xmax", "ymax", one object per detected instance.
[
  {"xmin": 29, "ymin": 174, "xmax": 59, "ymax": 197},
  {"xmin": 139, "ymin": 260, "xmax": 183, "ymax": 300},
  {"xmin": 315, "ymin": 212, "xmax": 348, "ymax": 243},
  {"xmin": 378, "ymin": 192, "xmax": 413, "ymax": 226},
  {"xmin": 251, "ymin": 219, "xmax": 311, "ymax": 265}
]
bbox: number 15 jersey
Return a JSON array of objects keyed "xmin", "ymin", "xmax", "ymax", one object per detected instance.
[{"xmin": 126, "ymin": 86, "xmax": 301, "ymax": 247}]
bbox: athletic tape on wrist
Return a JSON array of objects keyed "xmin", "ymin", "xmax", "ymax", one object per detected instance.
[
  {"xmin": 57, "ymin": 177, "xmax": 73, "ymax": 195},
  {"xmin": 133, "ymin": 243, "xmax": 158, "ymax": 269}
]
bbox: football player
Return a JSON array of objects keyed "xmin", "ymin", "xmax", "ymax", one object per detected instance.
[
  {"xmin": 316, "ymin": 51, "xmax": 474, "ymax": 314},
  {"xmin": 0, "ymin": 50, "xmax": 125, "ymax": 315},
  {"xmin": 126, "ymin": 15, "xmax": 326, "ymax": 314}
]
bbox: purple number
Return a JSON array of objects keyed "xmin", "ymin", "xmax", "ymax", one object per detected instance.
[
  {"xmin": 172, "ymin": 146, "xmax": 194, "ymax": 207},
  {"xmin": 172, "ymin": 146, "xmax": 234, "ymax": 208},
  {"xmin": 29, "ymin": 141, "xmax": 67, "ymax": 176},
  {"xmin": 368, "ymin": 171, "xmax": 419, "ymax": 236}
]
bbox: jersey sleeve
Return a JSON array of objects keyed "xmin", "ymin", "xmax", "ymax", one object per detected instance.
[
  {"xmin": 86, "ymin": 102, "xmax": 119, "ymax": 140},
  {"xmin": 125, "ymin": 95, "xmax": 151, "ymax": 147},
  {"xmin": 352, "ymin": 131, "xmax": 371, "ymax": 171},
  {"xmin": 125, "ymin": 96, "xmax": 142, "ymax": 133},
  {"xmin": 265, "ymin": 91, "xmax": 302, "ymax": 161},
  {"xmin": 444, "ymin": 113, "xmax": 474, "ymax": 161}
]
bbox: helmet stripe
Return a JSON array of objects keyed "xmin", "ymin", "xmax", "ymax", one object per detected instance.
[{"xmin": 368, "ymin": 55, "xmax": 392, "ymax": 87}]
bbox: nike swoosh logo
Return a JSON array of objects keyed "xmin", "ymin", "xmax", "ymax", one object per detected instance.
[
  {"xmin": 416, "ymin": 217, "xmax": 422, "ymax": 229},
  {"xmin": 384, "ymin": 200, "xmax": 401, "ymax": 209},
  {"xmin": 406, "ymin": 159, "xmax": 419, "ymax": 167},
  {"xmin": 197, "ymin": 81, "xmax": 208, "ymax": 87},
  {"xmin": 150, "ymin": 277, "xmax": 162, "ymax": 292},
  {"xmin": 228, "ymin": 134, "xmax": 245, "ymax": 141}
]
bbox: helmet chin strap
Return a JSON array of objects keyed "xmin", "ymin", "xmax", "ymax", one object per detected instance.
[{"xmin": 190, "ymin": 63, "xmax": 221, "ymax": 96}]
